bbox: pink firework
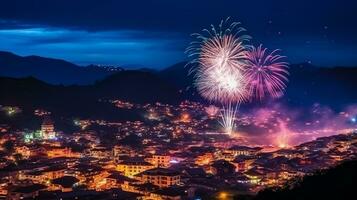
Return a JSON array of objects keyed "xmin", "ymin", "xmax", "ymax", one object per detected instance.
[{"xmin": 244, "ymin": 45, "xmax": 289, "ymax": 100}]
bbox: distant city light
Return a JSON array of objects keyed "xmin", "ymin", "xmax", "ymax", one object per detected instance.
[
  {"xmin": 218, "ymin": 192, "xmax": 229, "ymax": 199},
  {"xmin": 169, "ymin": 159, "xmax": 179, "ymax": 164}
]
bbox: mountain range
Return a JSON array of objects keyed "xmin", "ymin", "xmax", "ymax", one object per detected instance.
[
  {"xmin": 1, "ymin": 51, "xmax": 357, "ymax": 120},
  {"xmin": 0, "ymin": 51, "xmax": 121, "ymax": 85}
]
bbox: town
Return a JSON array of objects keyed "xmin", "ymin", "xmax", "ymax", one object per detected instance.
[{"xmin": 0, "ymin": 101, "xmax": 356, "ymax": 200}]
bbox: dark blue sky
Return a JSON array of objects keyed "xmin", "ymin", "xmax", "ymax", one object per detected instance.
[{"xmin": 0, "ymin": 0, "xmax": 357, "ymax": 69}]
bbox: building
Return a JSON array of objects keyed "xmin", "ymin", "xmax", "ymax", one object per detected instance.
[
  {"xmin": 231, "ymin": 155, "xmax": 256, "ymax": 172},
  {"xmin": 88, "ymin": 146, "xmax": 112, "ymax": 159},
  {"xmin": 146, "ymin": 154, "xmax": 171, "ymax": 168},
  {"xmin": 244, "ymin": 167, "xmax": 264, "ymax": 184},
  {"xmin": 210, "ymin": 160, "xmax": 235, "ymax": 177},
  {"xmin": 15, "ymin": 146, "xmax": 31, "ymax": 159},
  {"xmin": 113, "ymin": 145, "xmax": 135, "ymax": 163},
  {"xmin": 104, "ymin": 172, "xmax": 136, "ymax": 189},
  {"xmin": 70, "ymin": 164, "xmax": 109, "ymax": 190},
  {"xmin": 116, "ymin": 158, "xmax": 154, "ymax": 178},
  {"xmin": 41, "ymin": 117, "xmax": 56, "ymax": 140},
  {"xmin": 195, "ymin": 153, "xmax": 214, "ymax": 166},
  {"xmin": 139, "ymin": 168, "xmax": 180, "ymax": 188},
  {"xmin": 225, "ymin": 146, "xmax": 262, "ymax": 157},
  {"xmin": 47, "ymin": 147, "xmax": 80, "ymax": 158},
  {"xmin": 19, "ymin": 166, "xmax": 66, "ymax": 184},
  {"xmin": 7, "ymin": 184, "xmax": 46, "ymax": 200}
]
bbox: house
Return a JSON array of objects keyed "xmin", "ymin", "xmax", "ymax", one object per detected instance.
[
  {"xmin": 116, "ymin": 158, "xmax": 154, "ymax": 178},
  {"xmin": 105, "ymin": 172, "xmax": 137, "ymax": 189},
  {"xmin": 146, "ymin": 154, "xmax": 171, "ymax": 168},
  {"xmin": 225, "ymin": 146, "xmax": 262, "ymax": 157},
  {"xmin": 210, "ymin": 160, "xmax": 235, "ymax": 177},
  {"xmin": 7, "ymin": 184, "xmax": 46, "ymax": 200},
  {"xmin": 138, "ymin": 168, "xmax": 180, "ymax": 188},
  {"xmin": 231, "ymin": 155, "xmax": 256, "ymax": 172}
]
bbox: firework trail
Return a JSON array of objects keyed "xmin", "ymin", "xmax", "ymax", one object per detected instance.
[
  {"xmin": 244, "ymin": 45, "xmax": 289, "ymax": 100},
  {"xmin": 186, "ymin": 18, "xmax": 250, "ymax": 135},
  {"xmin": 219, "ymin": 103, "xmax": 239, "ymax": 135}
]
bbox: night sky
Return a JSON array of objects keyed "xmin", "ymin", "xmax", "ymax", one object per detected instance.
[{"xmin": 0, "ymin": 0, "xmax": 357, "ymax": 69}]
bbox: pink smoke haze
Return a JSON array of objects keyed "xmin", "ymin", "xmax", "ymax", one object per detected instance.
[{"xmin": 237, "ymin": 103, "xmax": 357, "ymax": 147}]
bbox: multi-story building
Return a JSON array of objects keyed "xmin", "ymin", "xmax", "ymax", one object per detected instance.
[
  {"xmin": 146, "ymin": 154, "xmax": 171, "ymax": 168},
  {"xmin": 116, "ymin": 159, "xmax": 154, "ymax": 178},
  {"xmin": 19, "ymin": 166, "xmax": 66, "ymax": 184},
  {"xmin": 41, "ymin": 117, "xmax": 56, "ymax": 140},
  {"xmin": 139, "ymin": 168, "xmax": 180, "ymax": 188},
  {"xmin": 195, "ymin": 153, "xmax": 214, "ymax": 166},
  {"xmin": 225, "ymin": 146, "xmax": 262, "ymax": 157},
  {"xmin": 88, "ymin": 146, "xmax": 112, "ymax": 159},
  {"xmin": 47, "ymin": 147, "xmax": 80, "ymax": 158}
]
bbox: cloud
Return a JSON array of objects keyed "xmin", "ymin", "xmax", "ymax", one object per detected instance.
[{"xmin": 0, "ymin": 24, "xmax": 187, "ymax": 68}]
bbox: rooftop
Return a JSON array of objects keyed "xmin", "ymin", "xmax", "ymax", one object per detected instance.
[{"xmin": 141, "ymin": 167, "xmax": 180, "ymax": 176}]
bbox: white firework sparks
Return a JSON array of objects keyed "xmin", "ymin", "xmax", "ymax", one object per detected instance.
[
  {"xmin": 186, "ymin": 18, "xmax": 251, "ymax": 135},
  {"xmin": 195, "ymin": 62, "xmax": 247, "ymax": 103},
  {"xmin": 219, "ymin": 103, "xmax": 239, "ymax": 135}
]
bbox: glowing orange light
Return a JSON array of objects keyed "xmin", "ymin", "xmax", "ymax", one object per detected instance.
[{"xmin": 180, "ymin": 113, "xmax": 191, "ymax": 123}]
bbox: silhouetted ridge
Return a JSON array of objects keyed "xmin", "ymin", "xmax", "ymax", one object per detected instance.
[
  {"xmin": 0, "ymin": 51, "xmax": 116, "ymax": 85},
  {"xmin": 250, "ymin": 160, "xmax": 357, "ymax": 200}
]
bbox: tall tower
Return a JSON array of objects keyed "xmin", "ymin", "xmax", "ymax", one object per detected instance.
[{"xmin": 41, "ymin": 116, "xmax": 56, "ymax": 139}]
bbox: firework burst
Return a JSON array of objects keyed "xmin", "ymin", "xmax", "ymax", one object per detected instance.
[
  {"xmin": 186, "ymin": 18, "xmax": 251, "ymax": 135},
  {"xmin": 186, "ymin": 18, "xmax": 250, "ymax": 103},
  {"xmin": 195, "ymin": 62, "xmax": 247, "ymax": 103},
  {"xmin": 244, "ymin": 45, "xmax": 289, "ymax": 100}
]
